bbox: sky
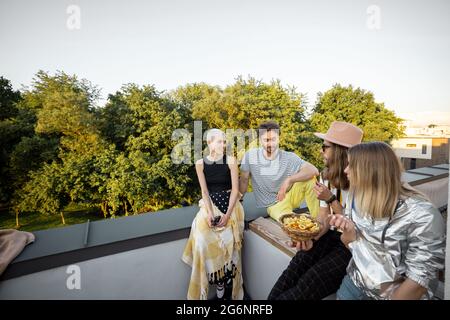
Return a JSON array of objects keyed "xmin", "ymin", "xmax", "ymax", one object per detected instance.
[{"xmin": 1, "ymin": 0, "xmax": 449, "ymax": 126}]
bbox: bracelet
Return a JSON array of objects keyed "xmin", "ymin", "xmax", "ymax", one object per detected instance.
[{"xmin": 325, "ymin": 194, "xmax": 337, "ymax": 205}]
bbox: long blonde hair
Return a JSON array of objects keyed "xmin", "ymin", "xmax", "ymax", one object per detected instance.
[{"xmin": 348, "ymin": 142, "xmax": 426, "ymax": 219}]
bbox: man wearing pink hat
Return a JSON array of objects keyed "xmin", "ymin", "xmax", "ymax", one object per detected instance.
[{"xmin": 269, "ymin": 121, "xmax": 363, "ymax": 300}]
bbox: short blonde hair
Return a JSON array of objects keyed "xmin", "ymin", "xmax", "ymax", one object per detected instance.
[{"xmin": 206, "ymin": 128, "xmax": 225, "ymax": 144}]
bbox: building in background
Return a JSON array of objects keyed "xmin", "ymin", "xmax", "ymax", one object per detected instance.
[{"xmin": 392, "ymin": 125, "xmax": 449, "ymax": 170}]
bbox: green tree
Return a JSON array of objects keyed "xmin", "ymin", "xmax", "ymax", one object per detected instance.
[
  {"xmin": 180, "ymin": 76, "xmax": 315, "ymax": 161},
  {"xmin": 171, "ymin": 83, "xmax": 221, "ymax": 130},
  {"xmin": 15, "ymin": 162, "xmax": 70, "ymax": 225},
  {"xmin": 13, "ymin": 71, "xmax": 116, "ymax": 222},
  {"xmin": 9, "ymin": 135, "xmax": 59, "ymax": 187},
  {"xmin": 57, "ymin": 137, "xmax": 117, "ymax": 217},
  {"xmin": 310, "ymin": 84, "xmax": 405, "ymax": 143},
  {"xmin": 31, "ymin": 70, "xmax": 99, "ymax": 138},
  {"xmin": 106, "ymin": 84, "xmax": 194, "ymax": 212},
  {"xmin": 0, "ymin": 77, "xmax": 27, "ymax": 204},
  {"xmin": 96, "ymin": 91, "xmax": 135, "ymax": 152},
  {"xmin": 0, "ymin": 76, "xmax": 21, "ymax": 121},
  {"xmin": 106, "ymin": 151, "xmax": 172, "ymax": 215}
]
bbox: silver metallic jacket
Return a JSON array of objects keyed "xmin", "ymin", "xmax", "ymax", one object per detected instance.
[{"xmin": 345, "ymin": 196, "xmax": 446, "ymax": 300}]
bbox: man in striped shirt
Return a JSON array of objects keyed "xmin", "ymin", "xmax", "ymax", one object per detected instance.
[{"xmin": 239, "ymin": 121, "xmax": 319, "ymax": 221}]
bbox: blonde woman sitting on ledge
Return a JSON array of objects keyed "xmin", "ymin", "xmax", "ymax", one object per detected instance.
[
  {"xmin": 330, "ymin": 142, "xmax": 445, "ymax": 300},
  {"xmin": 182, "ymin": 129, "xmax": 244, "ymax": 300}
]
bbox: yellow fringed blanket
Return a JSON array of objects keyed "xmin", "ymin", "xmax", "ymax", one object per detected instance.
[{"xmin": 182, "ymin": 199, "xmax": 245, "ymax": 300}]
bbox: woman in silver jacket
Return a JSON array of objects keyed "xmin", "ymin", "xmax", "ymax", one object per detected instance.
[{"xmin": 330, "ymin": 142, "xmax": 446, "ymax": 300}]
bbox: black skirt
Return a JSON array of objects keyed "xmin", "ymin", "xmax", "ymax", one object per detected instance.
[{"xmin": 209, "ymin": 190, "xmax": 231, "ymax": 214}]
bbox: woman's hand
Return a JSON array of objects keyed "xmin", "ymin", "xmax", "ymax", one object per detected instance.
[
  {"xmin": 290, "ymin": 240, "xmax": 314, "ymax": 251},
  {"xmin": 389, "ymin": 278, "xmax": 427, "ymax": 300},
  {"xmin": 207, "ymin": 212, "xmax": 214, "ymax": 228},
  {"xmin": 217, "ymin": 213, "xmax": 230, "ymax": 228},
  {"xmin": 313, "ymin": 182, "xmax": 333, "ymax": 201},
  {"xmin": 329, "ymin": 214, "xmax": 357, "ymax": 247}
]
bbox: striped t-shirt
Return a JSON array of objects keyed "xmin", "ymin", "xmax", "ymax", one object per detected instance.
[{"xmin": 240, "ymin": 148, "xmax": 304, "ymax": 208}]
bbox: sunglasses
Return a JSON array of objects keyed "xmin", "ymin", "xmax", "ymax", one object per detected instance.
[{"xmin": 322, "ymin": 144, "xmax": 331, "ymax": 152}]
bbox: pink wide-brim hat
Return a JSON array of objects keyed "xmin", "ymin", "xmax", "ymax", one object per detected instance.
[{"xmin": 314, "ymin": 121, "xmax": 363, "ymax": 148}]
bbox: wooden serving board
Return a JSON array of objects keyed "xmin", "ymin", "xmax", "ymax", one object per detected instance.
[{"xmin": 249, "ymin": 217, "xmax": 297, "ymax": 258}]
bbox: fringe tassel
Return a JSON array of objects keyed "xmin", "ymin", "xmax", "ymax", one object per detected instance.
[{"xmin": 208, "ymin": 262, "xmax": 238, "ymax": 285}]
